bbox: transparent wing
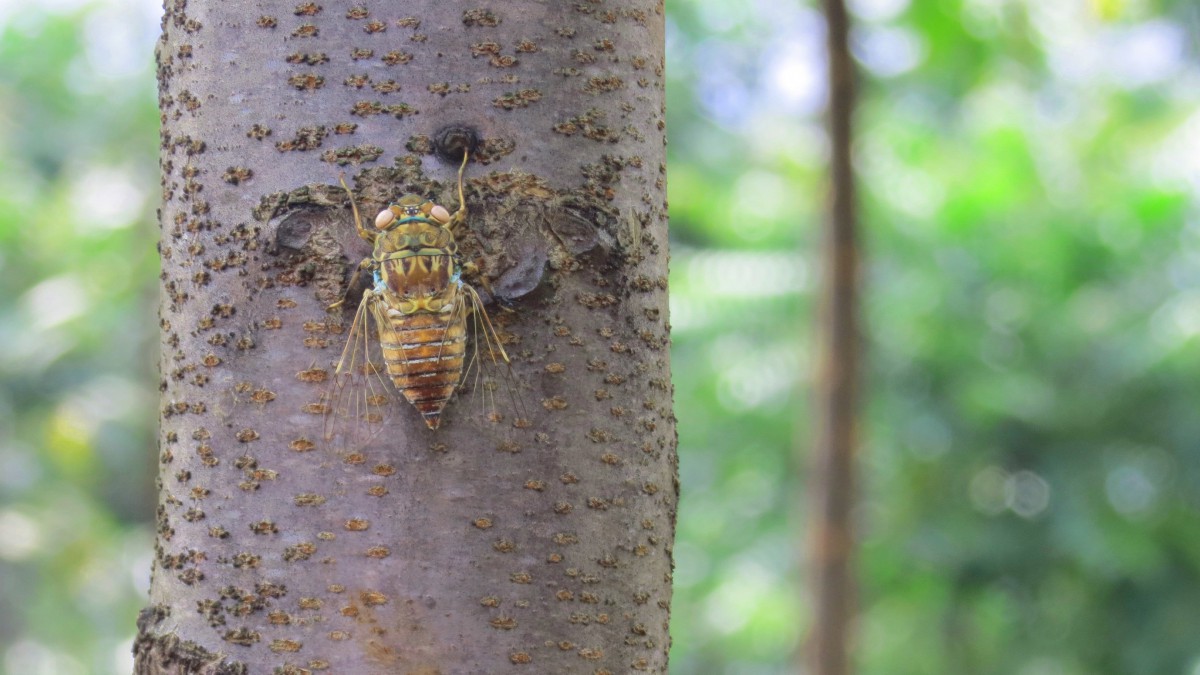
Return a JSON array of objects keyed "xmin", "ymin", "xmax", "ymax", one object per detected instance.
[
  {"xmin": 319, "ymin": 291, "xmax": 398, "ymax": 451},
  {"xmin": 456, "ymin": 283, "xmax": 531, "ymax": 430}
]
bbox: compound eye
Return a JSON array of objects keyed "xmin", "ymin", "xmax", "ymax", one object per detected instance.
[
  {"xmin": 375, "ymin": 209, "xmax": 396, "ymax": 229},
  {"xmin": 430, "ymin": 204, "xmax": 451, "ymax": 223}
]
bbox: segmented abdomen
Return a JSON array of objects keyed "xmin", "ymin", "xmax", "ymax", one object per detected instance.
[{"xmin": 378, "ymin": 306, "xmax": 467, "ymax": 429}]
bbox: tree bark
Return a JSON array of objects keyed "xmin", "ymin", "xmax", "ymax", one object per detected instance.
[
  {"xmin": 806, "ymin": 0, "xmax": 859, "ymax": 674},
  {"xmin": 138, "ymin": 2, "xmax": 674, "ymax": 674}
]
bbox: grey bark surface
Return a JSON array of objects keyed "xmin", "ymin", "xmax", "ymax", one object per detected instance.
[{"xmin": 137, "ymin": 2, "xmax": 674, "ymax": 674}]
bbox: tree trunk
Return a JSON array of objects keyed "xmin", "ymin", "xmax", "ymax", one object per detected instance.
[
  {"xmin": 137, "ymin": 2, "xmax": 674, "ymax": 673},
  {"xmin": 806, "ymin": 0, "xmax": 859, "ymax": 673}
]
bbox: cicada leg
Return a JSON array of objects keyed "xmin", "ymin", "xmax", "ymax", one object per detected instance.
[
  {"xmin": 458, "ymin": 258, "xmax": 500, "ymax": 309},
  {"xmin": 338, "ymin": 172, "xmax": 378, "ymax": 245},
  {"xmin": 329, "ymin": 258, "xmax": 373, "ymax": 311},
  {"xmin": 329, "ymin": 172, "xmax": 378, "ymax": 311}
]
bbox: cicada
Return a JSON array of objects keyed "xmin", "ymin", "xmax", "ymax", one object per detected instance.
[{"xmin": 324, "ymin": 151, "xmax": 517, "ymax": 435}]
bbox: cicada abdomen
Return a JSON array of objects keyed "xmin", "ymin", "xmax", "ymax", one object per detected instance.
[{"xmin": 373, "ymin": 244, "xmax": 469, "ymax": 429}]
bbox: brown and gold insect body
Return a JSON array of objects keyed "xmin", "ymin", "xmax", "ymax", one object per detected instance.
[{"xmin": 329, "ymin": 153, "xmax": 506, "ymax": 430}]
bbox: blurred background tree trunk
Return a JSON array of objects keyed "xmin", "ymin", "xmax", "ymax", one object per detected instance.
[
  {"xmin": 135, "ymin": 1, "xmax": 675, "ymax": 673},
  {"xmin": 806, "ymin": 0, "xmax": 859, "ymax": 673}
]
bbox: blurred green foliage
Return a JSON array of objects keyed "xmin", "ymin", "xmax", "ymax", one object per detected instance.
[
  {"xmin": 2, "ymin": 0, "xmax": 1199, "ymax": 674},
  {"xmin": 667, "ymin": 0, "xmax": 1200, "ymax": 673},
  {"xmin": 0, "ymin": 3, "xmax": 160, "ymax": 674}
]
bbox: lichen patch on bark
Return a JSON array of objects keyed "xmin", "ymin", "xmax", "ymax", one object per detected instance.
[{"xmin": 256, "ymin": 152, "xmax": 647, "ymax": 309}]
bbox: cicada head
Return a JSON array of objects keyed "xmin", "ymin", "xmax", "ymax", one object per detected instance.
[{"xmin": 393, "ymin": 194, "xmax": 433, "ymax": 219}]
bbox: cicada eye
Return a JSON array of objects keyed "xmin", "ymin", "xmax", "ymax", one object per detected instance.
[
  {"xmin": 430, "ymin": 204, "xmax": 451, "ymax": 223},
  {"xmin": 375, "ymin": 209, "xmax": 396, "ymax": 229}
]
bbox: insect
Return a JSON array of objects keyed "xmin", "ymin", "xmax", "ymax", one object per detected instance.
[{"xmin": 325, "ymin": 151, "xmax": 517, "ymax": 434}]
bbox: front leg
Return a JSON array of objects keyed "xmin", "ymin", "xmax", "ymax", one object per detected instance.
[
  {"xmin": 447, "ymin": 205, "xmax": 468, "ymax": 235},
  {"xmin": 328, "ymin": 258, "xmax": 373, "ymax": 310},
  {"xmin": 338, "ymin": 173, "xmax": 378, "ymax": 245},
  {"xmin": 459, "ymin": 258, "xmax": 500, "ymax": 304}
]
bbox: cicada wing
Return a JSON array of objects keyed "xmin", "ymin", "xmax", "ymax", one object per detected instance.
[
  {"xmin": 457, "ymin": 283, "xmax": 531, "ymax": 429},
  {"xmin": 321, "ymin": 292, "xmax": 397, "ymax": 451}
]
